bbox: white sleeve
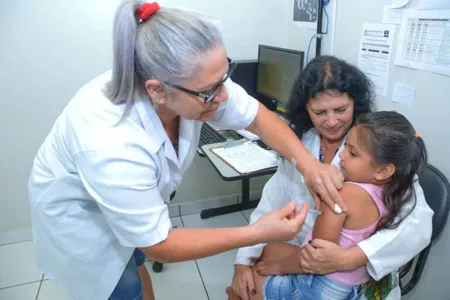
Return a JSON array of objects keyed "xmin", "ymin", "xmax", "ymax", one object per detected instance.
[
  {"xmin": 209, "ymin": 79, "xmax": 259, "ymax": 130},
  {"xmin": 235, "ymin": 162, "xmax": 291, "ymax": 266},
  {"xmin": 358, "ymin": 180, "xmax": 434, "ymax": 280},
  {"xmin": 74, "ymin": 147, "xmax": 172, "ymax": 248}
]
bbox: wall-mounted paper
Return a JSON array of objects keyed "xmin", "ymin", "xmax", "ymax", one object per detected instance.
[
  {"xmin": 357, "ymin": 23, "xmax": 396, "ymax": 97},
  {"xmin": 417, "ymin": 0, "xmax": 450, "ymax": 10},
  {"xmin": 392, "ymin": 82, "xmax": 416, "ymax": 107},
  {"xmin": 293, "ymin": 0, "xmax": 318, "ymax": 29},
  {"xmin": 395, "ymin": 10, "xmax": 450, "ymax": 76},
  {"xmin": 391, "ymin": 0, "xmax": 410, "ymax": 9},
  {"xmin": 383, "ymin": 5, "xmax": 403, "ymax": 24}
]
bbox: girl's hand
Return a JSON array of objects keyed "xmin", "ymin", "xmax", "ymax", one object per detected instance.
[
  {"xmin": 299, "ymin": 239, "xmax": 363, "ymax": 274},
  {"xmin": 231, "ymin": 264, "xmax": 256, "ymax": 300}
]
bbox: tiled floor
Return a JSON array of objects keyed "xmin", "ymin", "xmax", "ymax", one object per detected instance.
[{"xmin": 0, "ymin": 209, "xmax": 254, "ymax": 300}]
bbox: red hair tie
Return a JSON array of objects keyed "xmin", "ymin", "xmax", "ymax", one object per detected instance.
[{"xmin": 136, "ymin": 2, "xmax": 160, "ymax": 21}]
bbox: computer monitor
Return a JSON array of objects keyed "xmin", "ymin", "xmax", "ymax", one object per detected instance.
[{"xmin": 256, "ymin": 45, "xmax": 304, "ymax": 106}]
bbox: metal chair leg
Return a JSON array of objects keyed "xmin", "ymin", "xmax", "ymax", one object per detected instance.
[
  {"xmin": 152, "ymin": 261, "xmax": 163, "ymax": 273},
  {"xmin": 151, "ymin": 226, "xmax": 178, "ymax": 273}
]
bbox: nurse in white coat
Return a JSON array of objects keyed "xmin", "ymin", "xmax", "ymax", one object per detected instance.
[
  {"xmin": 231, "ymin": 56, "xmax": 433, "ymax": 300},
  {"xmin": 28, "ymin": 2, "xmax": 345, "ymax": 300}
]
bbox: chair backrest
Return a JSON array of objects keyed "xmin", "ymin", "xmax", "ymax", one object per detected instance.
[
  {"xmin": 418, "ymin": 164, "xmax": 450, "ymax": 241},
  {"xmin": 399, "ymin": 164, "xmax": 450, "ymax": 296}
]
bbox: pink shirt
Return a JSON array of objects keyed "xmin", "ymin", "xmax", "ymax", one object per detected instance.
[{"xmin": 303, "ymin": 182, "xmax": 387, "ymax": 286}]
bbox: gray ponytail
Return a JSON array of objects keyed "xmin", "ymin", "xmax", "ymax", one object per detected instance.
[{"xmin": 104, "ymin": 0, "xmax": 223, "ymax": 120}]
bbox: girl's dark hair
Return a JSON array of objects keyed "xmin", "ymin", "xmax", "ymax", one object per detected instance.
[
  {"xmin": 287, "ymin": 55, "xmax": 375, "ymax": 138},
  {"xmin": 355, "ymin": 111, "xmax": 428, "ymax": 230}
]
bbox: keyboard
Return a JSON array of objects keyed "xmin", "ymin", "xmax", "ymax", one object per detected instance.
[{"xmin": 199, "ymin": 123, "xmax": 227, "ymax": 148}]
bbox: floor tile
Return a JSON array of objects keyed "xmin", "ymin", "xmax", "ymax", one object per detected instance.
[
  {"xmin": 146, "ymin": 260, "xmax": 207, "ymax": 300},
  {"xmin": 37, "ymin": 280, "xmax": 71, "ymax": 300},
  {"xmin": 40, "ymin": 261, "xmax": 207, "ymax": 300},
  {"xmin": 0, "ymin": 282, "xmax": 40, "ymax": 300},
  {"xmin": 182, "ymin": 212, "xmax": 249, "ymax": 300},
  {"xmin": 241, "ymin": 208, "xmax": 255, "ymax": 223},
  {"xmin": 0, "ymin": 241, "xmax": 43, "ymax": 289},
  {"xmin": 196, "ymin": 248, "xmax": 239, "ymax": 300}
]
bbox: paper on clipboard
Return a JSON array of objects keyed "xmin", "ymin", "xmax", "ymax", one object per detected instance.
[{"xmin": 211, "ymin": 141, "xmax": 279, "ymax": 174}]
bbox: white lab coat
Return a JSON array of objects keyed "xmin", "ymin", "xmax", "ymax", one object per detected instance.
[
  {"xmin": 28, "ymin": 71, "xmax": 259, "ymax": 300},
  {"xmin": 235, "ymin": 128, "xmax": 434, "ymax": 300}
]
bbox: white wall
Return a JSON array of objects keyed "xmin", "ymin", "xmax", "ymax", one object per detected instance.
[
  {"xmin": 0, "ymin": 0, "xmax": 286, "ymax": 234},
  {"xmin": 0, "ymin": 0, "xmax": 121, "ymax": 234},
  {"xmin": 159, "ymin": 0, "xmax": 287, "ymax": 60}
]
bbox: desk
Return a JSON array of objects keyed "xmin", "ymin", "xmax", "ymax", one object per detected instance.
[{"xmin": 199, "ymin": 140, "xmax": 278, "ymax": 219}]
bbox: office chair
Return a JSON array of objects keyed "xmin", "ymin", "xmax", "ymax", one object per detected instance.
[{"xmin": 399, "ymin": 164, "xmax": 450, "ymax": 295}]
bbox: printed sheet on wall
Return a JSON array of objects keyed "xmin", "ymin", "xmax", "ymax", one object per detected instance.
[
  {"xmin": 357, "ymin": 23, "xmax": 396, "ymax": 97},
  {"xmin": 293, "ymin": 0, "xmax": 318, "ymax": 29},
  {"xmin": 395, "ymin": 9, "xmax": 450, "ymax": 76}
]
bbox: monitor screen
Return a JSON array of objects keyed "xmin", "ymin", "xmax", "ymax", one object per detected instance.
[{"xmin": 256, "ymin": 45, "xmax": 304, "ymax": 105}]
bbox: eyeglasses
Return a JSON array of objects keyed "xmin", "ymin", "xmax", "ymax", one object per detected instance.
[{"xmin": 163, "ymin": 58, "xmax": 237, "ymax": 103}]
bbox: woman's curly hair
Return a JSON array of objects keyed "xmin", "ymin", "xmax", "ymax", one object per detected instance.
[{"xmin": 287, "ymin": 55, "xmax": 375, "ymax": 138}]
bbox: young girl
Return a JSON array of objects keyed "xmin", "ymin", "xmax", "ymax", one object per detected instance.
[{"xmin": 231, "ymin": 111, "xmax": 428, "ymax": 300}]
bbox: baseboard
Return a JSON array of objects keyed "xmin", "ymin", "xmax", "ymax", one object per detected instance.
[
  {"xmin": 0, "ymin": 228, "xmax": 33, "ymax": 246},
  {"xmin": 169, "ymin": 194, "xmax": 241, "ymax": 217},
  {"xmin": 178, "ymin": 194, "xmax": 239, "ymax": 216},
  {"xmin": 238, "ymin": 190, "xmax": 263, "ymax": 203}
]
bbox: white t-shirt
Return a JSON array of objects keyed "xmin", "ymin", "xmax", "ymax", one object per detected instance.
[
  {"xmin": 28, "ymin": 71, "xmax": 259, "ymax": 300},
  {"xmin": 235, "ymin": 128, "xmax": 434, "ymax": 300}
]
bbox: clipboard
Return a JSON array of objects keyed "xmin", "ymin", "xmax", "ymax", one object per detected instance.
[{"xmin": 210, "ymin": 141, "xmax": 280, "ymax": 175}]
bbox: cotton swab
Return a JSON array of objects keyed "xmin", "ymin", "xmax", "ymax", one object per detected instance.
[
  {"xmin": 308, "ymin": 209, "xmax": 322, "ymax": 215},
  {"xmin": 290, "ymin": 157, "xmax": 341, "ymax": 214}
]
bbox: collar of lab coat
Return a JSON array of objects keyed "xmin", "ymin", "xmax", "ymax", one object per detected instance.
[
  {"xmin": 178, "ymin": 117, "xmax": 195, "ymax": 168},
  {"xmin": 304, "ymin": 128, "xmax": 348, "ymax": 166},
  {"xmin": 134, "ymin": 100, "xmax": 195, "ymax": 169}
]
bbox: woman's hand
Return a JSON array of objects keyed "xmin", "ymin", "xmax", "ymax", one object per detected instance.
[
  {"xmin": 302, "ymin": 160, "xmax": 347, "ymax": 212},
  {"xmin": 231, "ymin": 264, "xmax": 256, "ymax": 300},
  {"xmin": 251, "ymin": 202, "xmax": 308, "ymax": 244},
  {"xmin": 299, "ymin": 239, "xmax": 367, "ymax": 274}
]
